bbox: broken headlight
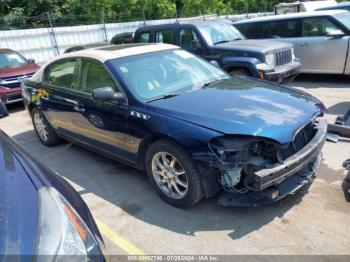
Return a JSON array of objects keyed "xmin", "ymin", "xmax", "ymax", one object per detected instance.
[{"xmin": 209, "ymin": 136, "xmax": 257, "ymax": 164}]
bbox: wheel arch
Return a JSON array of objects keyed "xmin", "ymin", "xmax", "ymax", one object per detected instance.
[{"xmin": 221, "ymin": 56, "xmax": 261, "ymax": 78}]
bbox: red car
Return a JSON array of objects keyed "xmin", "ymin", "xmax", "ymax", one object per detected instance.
[{"xmin": 0, "ymin": 48, "xmax": 40, "ymax": 107}]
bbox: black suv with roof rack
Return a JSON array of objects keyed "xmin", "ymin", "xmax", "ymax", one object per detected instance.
[{"xmin": 134, "ymin": 20, "xmax": 301, "ymax": 83}]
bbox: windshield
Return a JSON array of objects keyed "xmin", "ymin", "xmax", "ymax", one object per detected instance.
[
  {"xmin": 197, "ymin": 22, "xmax": 244, "ymax": 46},
  {"xmin": 111, "ymin": 49, "xmax": 228, "ymax": 102},
  {"xmin": 0, "ymin": 51, "xmax": 27, "ymax": 68},
  {"xmin": 336, "ymin": 12, "xmax": 350, "ymax": 29}
]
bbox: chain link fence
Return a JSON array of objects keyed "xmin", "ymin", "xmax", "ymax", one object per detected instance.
[{"xmin": 0, "ymin": 10, "xmax": 272, "ymax": 64}]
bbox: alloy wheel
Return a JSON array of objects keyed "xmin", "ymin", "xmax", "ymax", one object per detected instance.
[
  {"xmin": 34, "ymin": 113, "xmax": 49, "ymax": 142},
  {"xmin": 151, "ymin": 152, "xmax": 188, "ymax": 200}
]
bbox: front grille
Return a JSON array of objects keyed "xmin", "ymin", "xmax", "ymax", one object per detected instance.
[
  {"xmin": 279, "ymin": 122, "xmax": 317, "ymax": 160},
  {"xmin": 0, "ymin": 74, "xmax": 34, "ymax": 89},
  {"xmin": 7, "ymin": 94, "xmax": 22, "ymax": 102},
  {"xmin": 275, "ymin": 49, "xmax": 292, "ymax": 67}
]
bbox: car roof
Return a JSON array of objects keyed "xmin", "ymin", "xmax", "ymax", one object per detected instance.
[
  {"xmin": 49, "ymin": 43, "xmax": 179, "ymax": 64},
  {"xmin": 234, "ymin": 10, "xmax": 347, "ymax": 24}
]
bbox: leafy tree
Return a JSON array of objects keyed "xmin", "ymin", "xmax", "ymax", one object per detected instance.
[{"xmin": 0, "ymin": 0, "xmax": 340, "ymax": 28}]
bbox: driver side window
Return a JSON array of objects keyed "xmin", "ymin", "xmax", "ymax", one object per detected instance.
[
  {"xmin": 302, "ymin": 17, "xmax": 342, "ymax": 37},
  {"xmin": 179, "ymin": 29, "xmax": 201, "ymax": 49},
  {"xmin": 79, "ymin": 59, "xmax": 116, "ymax": 94}
]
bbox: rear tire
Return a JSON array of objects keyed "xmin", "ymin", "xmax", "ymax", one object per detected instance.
[
  {"xmin": 145, "ymin": 139, "xmax": 203, "ymax": 208},
  {"xmin": 31, "ymin": 108, "xmax": 61, "ymax": 146}
]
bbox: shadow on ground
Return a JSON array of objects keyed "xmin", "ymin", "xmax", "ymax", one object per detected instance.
[
  {"xmin": 327, "ymin": 102, "xmax": 350, "ymax": 116},
  {"xmin": 5, "ymin": 103, "xmax": 25, "ymax": 114},
  {"xmin": 293, "ymin": 74, "xmax": 350, "ymax": 89},
  {"xmin": 13, "ymin": 130, "xmax": 313, "ymax": 240}
]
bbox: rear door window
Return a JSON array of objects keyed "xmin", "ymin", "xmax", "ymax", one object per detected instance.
[
  {"xmin": 79, "ymin": 59, "xmax": 116, "ymax": 94},
  {"xmin": 138, "ymin": 32, "xmax": 151, "ymax": 43},
  {"xmin": 45, "ymin": 59, "xmax": 78, "ymax": 89},
  {"xmin": 261, "ymin": 20, "xmax": 299, "ymax": 38},
  {"xmin": 302, "ymin": 17, "xmax": 342, "ymax": 37},
  {"xmin": 155, "ymin": 30, "xmax": 175, "ymax": 44}
]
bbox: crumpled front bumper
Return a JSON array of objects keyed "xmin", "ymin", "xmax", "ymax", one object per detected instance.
[
  {"xmin": 263, "ymin": 60, "xmax": 301, "ymax": 83},
  {"xmin": 218, "ymin": 118, "xmax": 327, "ymax": 207}
]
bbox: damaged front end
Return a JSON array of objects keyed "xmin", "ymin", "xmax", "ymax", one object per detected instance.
[{"xmin": 199, "ymin": 117, "xmax": 327, "ymax": 207}]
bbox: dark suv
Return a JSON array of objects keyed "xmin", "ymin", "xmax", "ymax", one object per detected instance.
[{"xmin": 134, "ymin": 20, "xmax": 301, "ymax": 83}]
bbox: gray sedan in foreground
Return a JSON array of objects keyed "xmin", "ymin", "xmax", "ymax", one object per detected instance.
[{"xmin": 234, "ymin": 10, "xmax": 350, "ymax": 75}]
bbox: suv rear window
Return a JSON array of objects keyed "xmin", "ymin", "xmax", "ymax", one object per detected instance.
[
  {"xmin": 236, "ymin": 23, "xmax": 260, "ymax": 38},
  {"xmin": 155, "ymin": 30, "xmax": 175, "ymax": 44},
  {"xmin": 261, "ymin": 20, "xmax": 298, "ymax": 38}
]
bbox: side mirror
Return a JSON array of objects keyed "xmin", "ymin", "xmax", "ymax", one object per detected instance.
[
  {"xmin": 0, "ymin": 100, "xmax": 8, "ymax": 118},
  {"xmin": 326, "ymin": 30, "xmax": 345, "ymax": 38},
  {"xmin": 27, "ymin": 58, "xmax": 35, "ymax": 64},
  {"xmin": 190, "ymin": 40, "xmax": 203, "ymax": 51},
  {"xmin": 92, "ymin": 87, "xmax": 124, "ymax": 103}
]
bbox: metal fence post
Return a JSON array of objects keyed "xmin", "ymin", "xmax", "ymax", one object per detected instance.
[
  {"xmin": 101, "ymin": 11, "xmax": 108, "ymax": 43},
  {"xmin": 47, "ymin": 11, "xmax": 59, "ymax": 55},
  {"xmin": 142, "ymin": 6, "xmax": 146, "ymax": 26}
]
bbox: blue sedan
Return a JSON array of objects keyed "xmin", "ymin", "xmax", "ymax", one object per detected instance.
[
  {"xmin": 0, "ymin": 108, "xmax": 106, "ymax": 258},
  {"xmin": 22, "ymin": 43, "xmax": 327, "ymax": 208}
]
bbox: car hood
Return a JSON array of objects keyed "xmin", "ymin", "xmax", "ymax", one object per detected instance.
[
  {"xmin": 0, "ymin": 132, "xmax": 38, "ymax": 255},
  {"xmin": 215, "ymin": 39, "xmax": 293, "ymax": 53},
  {"xmin": 0, "ymin": 63, "xmax": 40, "ymax": 78},
  {"xmin": 147, "ymin": 77, "xmax": 324, "ymax": 144}
]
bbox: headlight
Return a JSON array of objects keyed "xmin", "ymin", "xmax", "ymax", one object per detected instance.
[
  {"xmin": 36, "ymin": 187, "xmax": 104, "ymax": 261},
  {"xmin": 265, "ymin": 53, "xmax": 275, "ymax": 68},
  {"xmin": 209, "ymin": 136, "xmax": 256, "ymax": 163}
]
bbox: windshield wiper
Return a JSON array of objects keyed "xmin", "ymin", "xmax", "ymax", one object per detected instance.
[
  {"xmin": 214, "ymin": 38, "xmax": 243, "ymax": 45},
  {"xmin": 200, "ymin": 79, "xmax": 223, "ymax": 88},
  {"xmin": 146, "ymin": 92, "xmax": 183, "ymax": 103},
  {"xmin": 214, "ymin": 40, "xmax": 230, "ymax": 45}
]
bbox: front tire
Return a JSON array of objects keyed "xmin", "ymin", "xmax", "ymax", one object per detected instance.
[
  {"xmin": 31, "ymin": 108, "xmax": 61, "ymax": 146},
  {"xmin": 229, "ymin": 68, "xmax": 251, "ymax": 77},
  {"xmin": 145, "ymin": 139, "xmax": 203, "ymax": 208}
]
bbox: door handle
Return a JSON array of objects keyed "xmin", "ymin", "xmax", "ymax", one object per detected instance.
[
  {"xmin": 73, "ymin": 106, "xmax": 85, "ymax": 113},
  {"xmin": 299, "ymin": 43, "xmax": 310, "ymax": 47}
]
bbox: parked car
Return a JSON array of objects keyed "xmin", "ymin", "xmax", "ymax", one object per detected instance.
[
  {"xmin": 64, "ymin": 33, "xmax": 134, "ymax": 54},
  {"xmin": 0, "ymin": 48, "xmax": 40, "ymax": 107},
  {"xmin": 133, "ymin": 20, "xmax": 301, "ymax": 83},
  {"xmin": 316, "ymin": 1, "xmax": 350, "ymax": 11},
  {"xmin": 110, "ymin": 32, "xmax": 134, "ymax": 45},
  {"xmin": 22, "ymin": 44, "xmax": 327, "ymax": 208},
  {"xmin": 64, "ymin": 43, "xmax": 110, "ymax": 53},
  {"xmin": 0, "ymin": 113, "xmax": 106, "ymax": 257},
  {"xmin": 234, "ymin": 10, "xmax": 350, "ymax": 75}
]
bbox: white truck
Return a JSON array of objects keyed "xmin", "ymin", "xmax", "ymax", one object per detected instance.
[{"xmin": 274, "ymin": 0, "xmax": 337, "ymax": 15}]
